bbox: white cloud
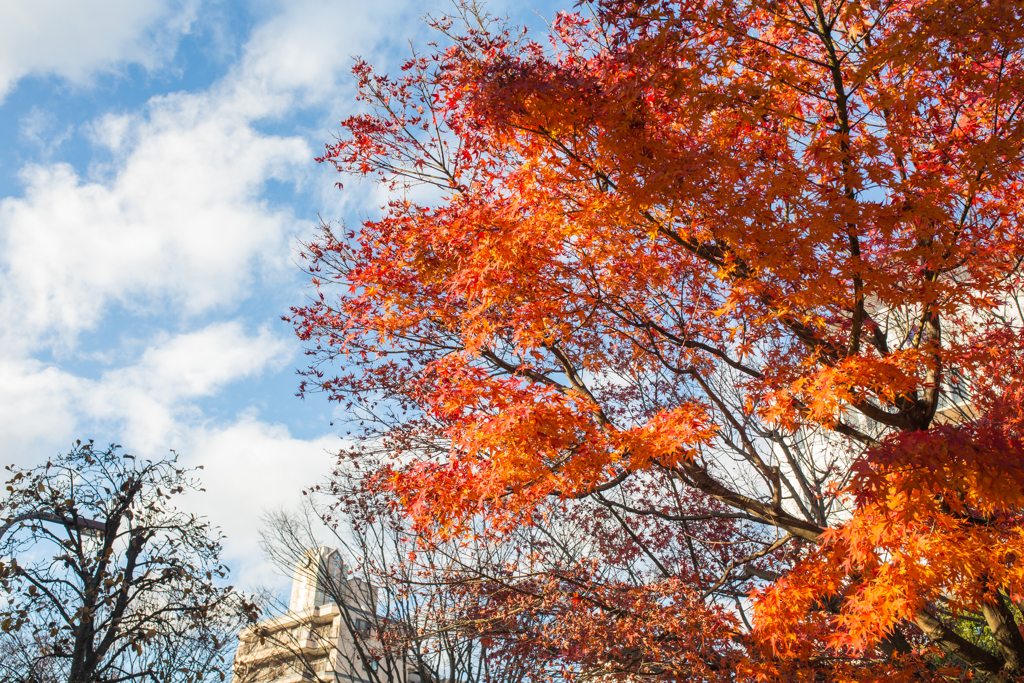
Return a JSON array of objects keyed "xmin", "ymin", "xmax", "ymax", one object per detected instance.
[
  {"xmin": 84, "ymin": 321, "xmax": 292, "ymax": 447},
  {"xmin": 0, "ymin": 355, "xmax": 338, "ymax": 591},
  {"xmin": 0, "ymin": 0, "xmax": 448, "ymax": 592},
  {"xmin": 0, "ymin": 0, "xmax": 198, "ymax": 103},
  {"xmin": 0, "ymin": 358, "xmax": 82, "ymax": 458},
  {"xmin": 0, "ymin": 321, "xmax": 292, "ymax": 456},
  {"xmin": 0, "ymin": 0, "xmax": 447, "ymax": 354},
  {"xmin": 130, "ymin": 322, "xmax": 290, "ymax": 398},
  {"xmin": 229, "ymin": 0, "xmax": 389, "ymax": 111},
  {"xmin": 179, "ymin": 416, "xmax": 340, "ymax": 588},
  {"xmin": 20, "ymin": 107, "xmax": 75, "ymax": 155},
  {"xmin": 0, "ymin": 362, "xmax": 339, "ymax": 591},
  {"xmin": 0, "ymin": 319, "xmax": 321, "ymax": 590},
  {"xmin": 1, "ymin": 321, "xmax": 292, "ymax": 448},
  {"xmin": 0, "ymin": 95, "xmax": 312, "ymax": 351}
]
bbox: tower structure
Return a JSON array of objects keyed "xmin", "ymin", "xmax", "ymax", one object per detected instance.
[
  {"xmin": 289, "ymin": 546, "xmax": 347, "ymax": 614},
  {"xmin": 232, "ymin": 547, "xmax": 384, "ymax": 683}
]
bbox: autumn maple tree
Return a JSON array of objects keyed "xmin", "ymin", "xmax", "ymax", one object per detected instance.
[{"xmin": 293, "ymin": 0, "xmax": 1024, "ymax": 679}]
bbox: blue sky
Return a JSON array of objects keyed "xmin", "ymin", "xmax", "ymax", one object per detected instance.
[{"xmin": 0, "ymin": 0, "xmax": 562, "ymax": 590}]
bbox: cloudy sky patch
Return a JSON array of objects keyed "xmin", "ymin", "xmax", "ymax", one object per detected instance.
[{"xmin": 0, "ymin": 0, "xmax": 559, "ymax": 593}]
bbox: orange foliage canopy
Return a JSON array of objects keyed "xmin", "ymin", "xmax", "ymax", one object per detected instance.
[{"xmin": 294, "ymin": 0, "xmax": 1024, "ymax": 679}]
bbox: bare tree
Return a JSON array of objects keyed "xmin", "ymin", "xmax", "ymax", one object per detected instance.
[
  {"xmin": 243, "ymin": 487, "xmax": 528, "ymax": 683},
  {"xmin": 0, "ymin": 629, "xmax": 61, "ymax": 683},
  {"xmin": 0, "ymin": 441, "xmax": 257, "ymax": 683}
]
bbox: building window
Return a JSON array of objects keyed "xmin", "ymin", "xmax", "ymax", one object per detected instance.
[{"xmin": 353, "ymin": 619, "xmax": 372, "ymax": 636}]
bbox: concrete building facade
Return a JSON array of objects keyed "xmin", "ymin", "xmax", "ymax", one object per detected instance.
[{"xmin": 232, "ymin": 547, "xmax": 384, "ymax": 683}]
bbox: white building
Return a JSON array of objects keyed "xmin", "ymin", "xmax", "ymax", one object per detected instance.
[{"xmin": 232, "ymin": 547, "xmax": 386, "ymax": 683}]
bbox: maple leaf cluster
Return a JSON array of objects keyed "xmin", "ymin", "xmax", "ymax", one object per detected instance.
[{"xmin": 292, "ymin": 0, "xmax": 1024, "ymax": 680}]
